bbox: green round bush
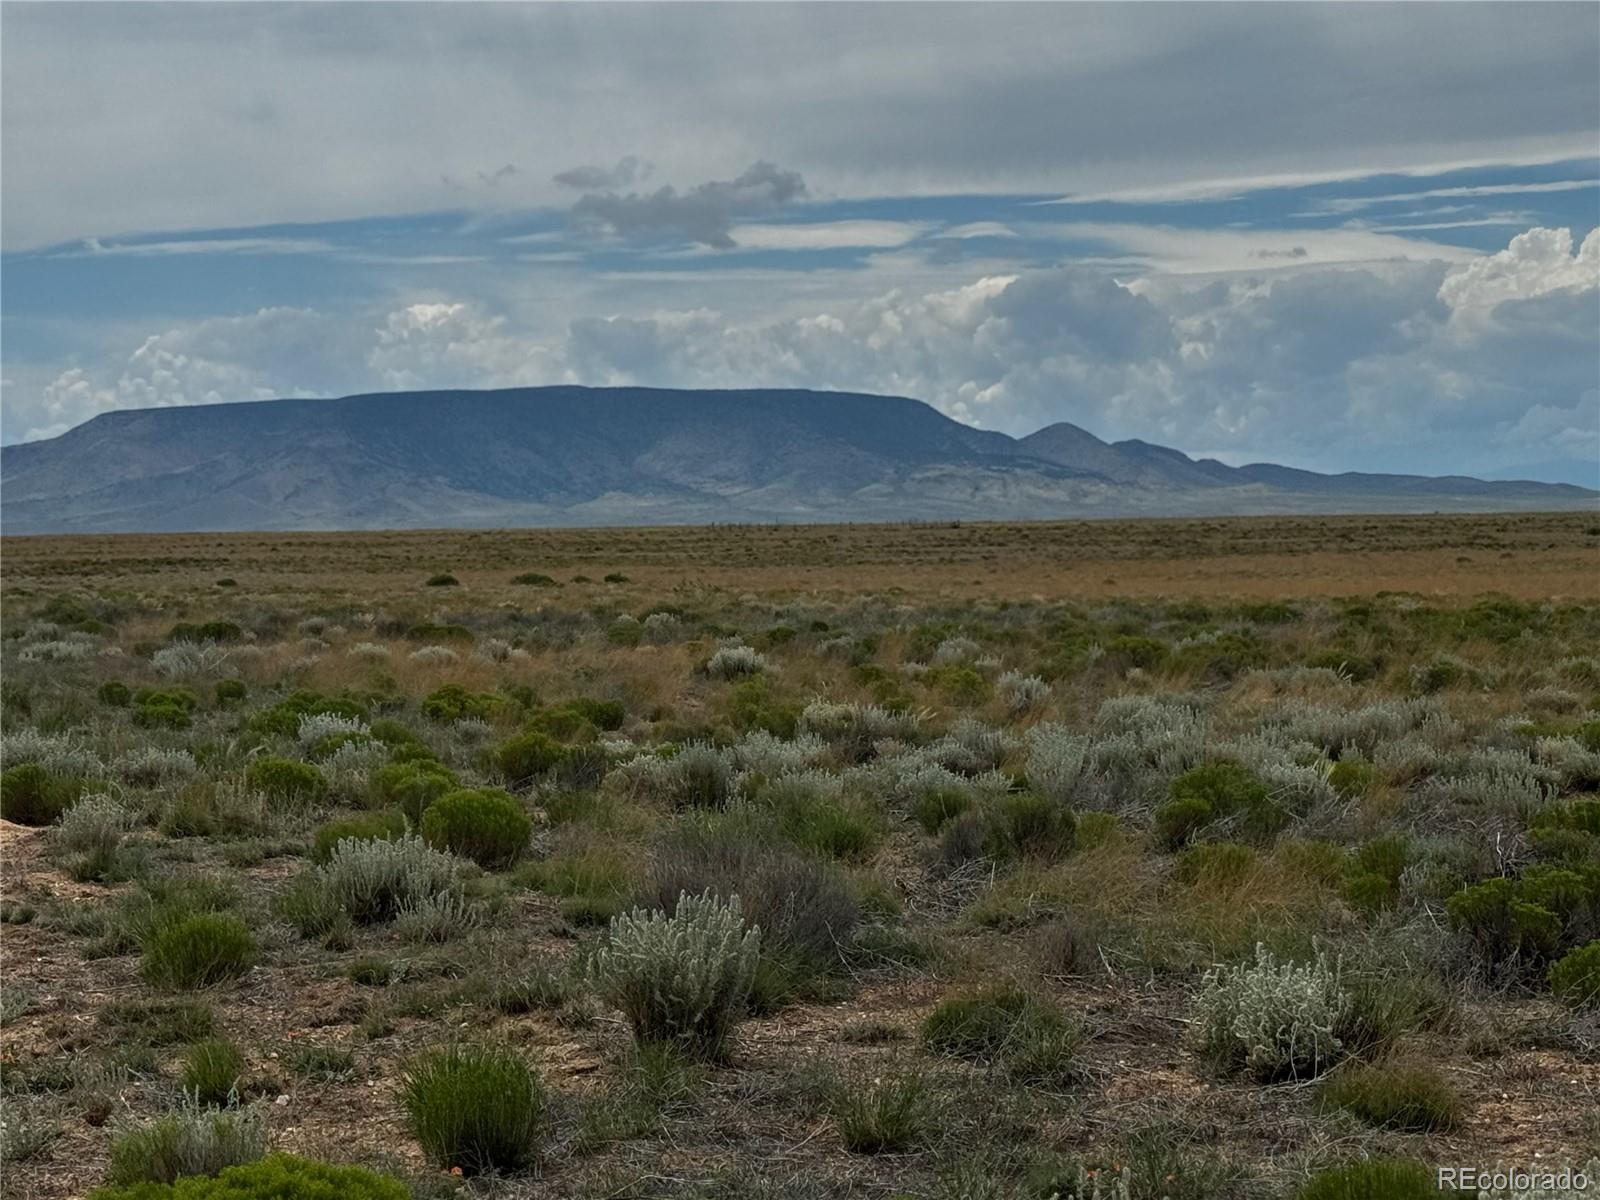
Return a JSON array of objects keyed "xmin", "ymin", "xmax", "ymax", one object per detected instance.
[
  {"xmin": 99, "ymin": 680, "xmax": 133, "ymax": 707},
  {"xmin": 527, "ymin": 705, "xmax": 598, "ymax": 741},
  {"xmin": 401, "ymin": 1043, "xmax": 546, "ymax": 1175},
  {"xmin": 0, "ymin": 763, "xmax": 82, "ymax": 826},
  {"xmin": 1549, "ymin": 941, "xmax": 1600, "ymax": 1007},
  {"xmin": 386, "ymin": 741, "xmax": 443, "ymax": 766},
  {"xmin": 86, "ymin": 1153, "xmax": 408, "ymax": 1199},
  {"xmin": 420, "ymin": 789, "xmax": 531, "ymax": 868},
  {"xmin": 141, "ymin": 913, "xmax": 255, "ymax": 989},
  {"xmin": 244, "ymin": 756, "xmax": 326, "ymax": 806},
  {"xmin": 1170, "ymin": 761, "xmax": 1281, "ymax": 841},
  {"xmin": 1171, "ymin": 761, "xmax": 1270, "ymax": 816},
  {"xmin": 495, "ymin": 730, "xmax": 568, "ymax": 784},
  {"xmin": 1103, "ymin": 634, "xmax": 1169, "ymax": 670},
  {"xmin": 424, "ymin": 572, "xmax": 460, "ymax": 587},
  {"xmin": 421, "ymin": 684, "xmax": 503, "ymax": 723},
  {"xmin": 370, "ymin": 762, "xmax": 456, "ymax": 824},
  {"xmin": 214, "ymin": 679, "xmax": 247, "ymax": 705}
]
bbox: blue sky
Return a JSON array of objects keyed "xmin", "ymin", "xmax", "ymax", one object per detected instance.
[{"xmin": 3, "ymin": 4, "xmax": 1597, "ymax": 483}]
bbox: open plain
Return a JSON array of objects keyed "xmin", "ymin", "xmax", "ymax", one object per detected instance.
[{"xmin": 2, "ymin": 511, "xmax": 1598, "ymax": 1199}]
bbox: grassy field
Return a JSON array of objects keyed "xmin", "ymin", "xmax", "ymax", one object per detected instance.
[{"xmin": 1, "ymin": 512, "xmax": 1598, "ymax": 1199}]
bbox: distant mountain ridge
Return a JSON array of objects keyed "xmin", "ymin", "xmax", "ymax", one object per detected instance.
[{"xmin": 1, "ymin": 386, "xmax": 1592, "ymax": 533}]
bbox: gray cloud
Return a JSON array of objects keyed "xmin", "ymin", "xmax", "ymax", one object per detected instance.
[
  {"xmin": 553, "ymin": 156, "xmax": 651, "ymax": 191},
  {"xmin": 569, "ymin": 161, "xmax": 807, "ymax": 248},
  {"xmin": 4, "ymin": 5, "xmax": 1592, "ymax": 248}
]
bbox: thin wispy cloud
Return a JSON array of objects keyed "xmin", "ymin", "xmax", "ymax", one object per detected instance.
[
  {"xmin": 62, "ymin": 236, "xmax": 334, "ymax": 258},
  {"xmin": 1301, "ymin": 176, "xmax": 1600, "ymax": 217}
]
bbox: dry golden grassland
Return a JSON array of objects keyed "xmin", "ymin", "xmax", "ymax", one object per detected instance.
[{"xmin": 1, "ymin": 512, "xmax": 1598, "ymax": 1200}]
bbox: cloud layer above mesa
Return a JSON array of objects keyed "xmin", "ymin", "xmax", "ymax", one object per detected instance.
[{"xmin": 2, "ymin": 3, "xmax": 1597, "ymax": 483}]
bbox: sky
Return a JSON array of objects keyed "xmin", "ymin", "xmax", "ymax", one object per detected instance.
[{"xmin": 2, "ymin": 3, "xmax": 1598, "ymax": 485}]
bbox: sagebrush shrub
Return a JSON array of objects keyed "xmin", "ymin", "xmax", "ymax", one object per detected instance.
[
  {"xmin": 152, "ymin": 642, "xmax": 232, "ymax": 679},
  {"xmin": 116, "ymin": 747, "xmax": 199, "ymax": 787},
  {"xmin": 648, "ymin": 817, "xmax": 858, "ymax": 968},
  {"xmin": 590, "ymin": 890, "xmax": 761, "ymax": 1060},
  {"xmin": 798, "ymin": 699, "xmax": 919, "ymax": 762},
  {"xmin": 106, "ymin": 1101, "xmax": 267, "ymax": 1185},
  {"xmin": 87, "ymin": 1154, "xmax": 407, "ymax": 1199},
  {"xmin": 1024, "ymin": 724, "xmax": 1092, "ymax": 805},
  {"xmin": 705, "ymin": 643, "xmax": 768, "ymax": 679},
  {"xmin": 393, "ymin": 889, "xmax": 479, "ymax": 943},
  {"xmin": 54, "ymin": 793, "xmax": 139, "ymax": 880},
  {"xmin": 401, "ymin": 1043, "xmax": 546, "ymax": 1175},
  {"xmin": 141, "ymin": 913, "xmax": 255, "ymax": 989},
  {"xmin": 316, "ymin": 835, "xmax": 461, "ymax": 924},
  {"xmin": 660, "ymin": 743, "xmax": 735, "ymax": 809},
  {"xmin": 1193, "ymin": 944, "xmax": 1349, "ymax": 1081},
  {"xmin": 998, "ymin": 671, "xmax": 1051, "ymax": 716},
  {"xmin": 243, "ymin": 757, "xmax": 326, "ymax": 806},
  {"xmin": 295, "ymin": 712, "xmax": 369, "ymax": 750},
  {"xmin": 418, "ymin": 788, "xmax": 530, "ymax": 868}
]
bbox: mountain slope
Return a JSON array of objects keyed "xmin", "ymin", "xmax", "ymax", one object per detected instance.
[{"xmin": 1, "ymin": 387, "xmax": 1591, "ymax": 533}]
